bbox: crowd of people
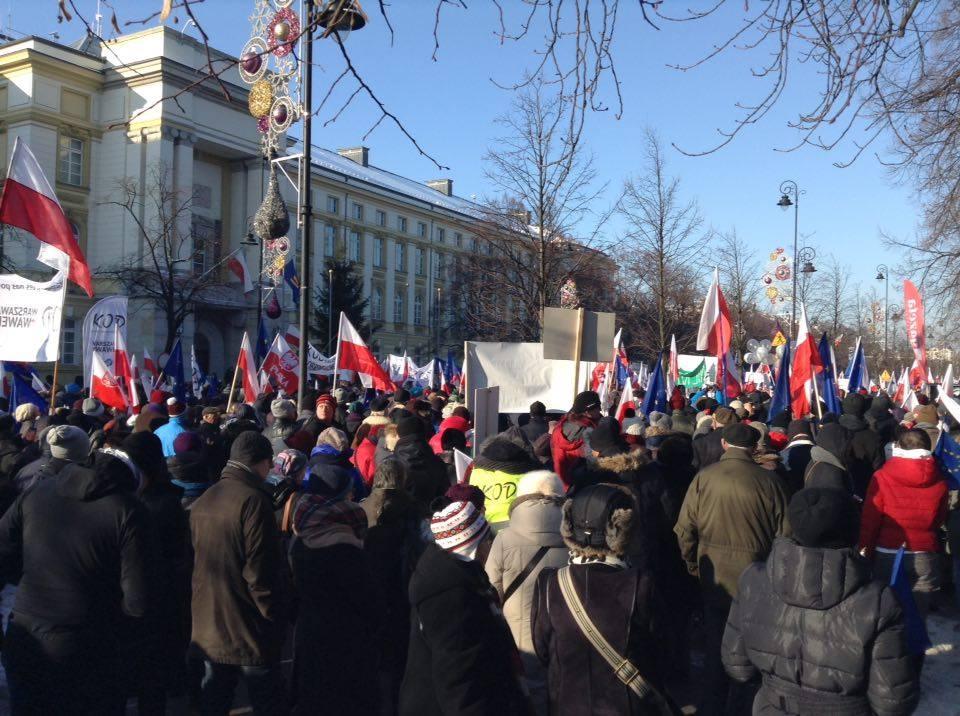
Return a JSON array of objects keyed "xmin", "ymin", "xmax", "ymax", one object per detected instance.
[{"xmin": 0, "ymin": 375, "xmax": 954, "ymax": 715}]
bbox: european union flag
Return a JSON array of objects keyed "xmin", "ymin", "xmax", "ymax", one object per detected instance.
[
  {"xmin": 7, "ymin": 362, "xmax": 48, "ymax": 416},
  {"xmin": 817, "ymin": 333, "xmax": 842, "ymax": 416},
  {"xmin": 164, "ymin": 339, "xmax": 186, "ymax": 402},
  {"xmin": 640, "ymin": 352, "xmax": 667, "ymax": 417},
  {"xmin": 284, "ymin": 259, "xmax": 301, "ymax": 309},
  {"xmin": 889, "ymin": 546, "xmax": 932, "ymax": 656},
  {"xmin": 768, "ymin": 339, "xmax": 792, "ymax": 422},
  {"xmin": 933, "ymin": 430, "xmax": 960, "ymax": 490}
]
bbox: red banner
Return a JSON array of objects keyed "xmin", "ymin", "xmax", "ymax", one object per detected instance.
[{"xmin": 903, "ymin": 280, "xmax": 928, "ymax": 387}]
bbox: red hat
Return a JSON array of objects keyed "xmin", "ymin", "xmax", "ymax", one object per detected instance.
[
  {"xmin": 150, "ymin": 389, "xmax": 168, "ymax": 405},
  {"xmin": 315, "ymin": 394, "xmax": 336, "ymax": 409}
]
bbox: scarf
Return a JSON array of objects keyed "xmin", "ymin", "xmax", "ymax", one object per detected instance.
[
  {"xmin": 171, "ymin": 478, "xmax": 211, "ymax": 499},
  {"xmin": 293, "ymin": 492, "xmax": 368, "ymax": 549},
  {"xmin": 569, "ymin": 553, "xmax": 629, "ymax": 569}
]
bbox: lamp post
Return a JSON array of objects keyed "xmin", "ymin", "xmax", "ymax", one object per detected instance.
[
  {"xmin": 875, "ymin": 264, "xmax": 891, "ymax": 366},
  {"xmin": 327, "ymin": 267, "xmax": 334, "ymax": 354},
  {"xmin": 777, "ymin": 180, "xmax": 806, "ymax": 339},
  {"xmin": 435, "ymin": 286, "xmax": 442, "ymax": 356}
]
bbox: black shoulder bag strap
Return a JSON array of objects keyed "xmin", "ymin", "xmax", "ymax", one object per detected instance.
[{"xmin": 502, "ymin": 545, "xmax": 551, "ymax": 604}]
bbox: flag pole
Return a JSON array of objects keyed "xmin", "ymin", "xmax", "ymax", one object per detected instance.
[
  {"xmin": 332, "ymin": 311, "xmax": 343, "ymax": 390},
  {"xmin": 49, "ymin": 357, "xmax": 60, "ymax": 416},
  {"xmin": 225, "ymin": 346, "xmax": 242, "ymax": 415},
  {"xmin": 572, "ymin": 307, "xmax": 585, "ymax": 402}
]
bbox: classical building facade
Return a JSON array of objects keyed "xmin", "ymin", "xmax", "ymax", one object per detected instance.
[{"xmin": 0, "ymin": 26, "xmax": 481, "ymax": 379}]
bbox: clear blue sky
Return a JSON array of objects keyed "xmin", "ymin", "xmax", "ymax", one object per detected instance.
[{"xmin": 14, "ymin": 1, "xmax": 916, "ymax": 290}]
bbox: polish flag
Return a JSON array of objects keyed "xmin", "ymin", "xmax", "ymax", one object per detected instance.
[
  {"xmin": 615, "ymin": 371, "xmax": 636, "ymax": 423},
  {"xmin": 129, "ymin": 354, "xmax": 143, "ymax": 414},
  {"xmin": 91, "ymin": 352, "xmax": 127, "ymax": 411},
  {"xmin": 666, "ymin": 333, "xmax": 679, "ymax": 395},
  {"xmin": 696, "ymin": 268, "xmax": 732, "ymax": 356},
  {"xmin": 236, "ymin": 331, "xmax": 261, "ymax": 403},
  {"xmin": 402, "ymin": 350, "xmax": 411, "ymax": 382},
  {"xmin": 227, "ymin": 251, "xmax": 255, "ymax": 293},
  {"xmin": 789, "ymin": 304, "xmax": 822, "ymax": 418},
  {"xmin": 114, "ymin": 324, "xmax": 139, "ymax": 411},
  {"xmin": 336, "ymin": 313, "xmax": 395, "ymax": 392},
  {"xmin": 261, "ymin": 333, "xmax": 299, "ymax": 396},
  {"xmin": 0, "ymin": 137, "xmax": 93, "ymax": 296}
]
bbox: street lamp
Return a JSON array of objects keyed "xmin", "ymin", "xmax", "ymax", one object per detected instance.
[
  {"xmin": 435, "ymin": 286, "xmax": 442, "ymax": 356},
  {"xmin": 777, "ymin": 180, "xmax": 806, "ymax": 339},
  {"xmin": 876, "ymin": 264, "xmax": 891, "ymax": 366},
  {"xmin": 327, "ymin": 267, "xmax": 334, "ymax": 354}
]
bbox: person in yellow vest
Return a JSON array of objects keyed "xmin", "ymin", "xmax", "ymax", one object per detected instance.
[{"xmin": 469, "ymin": 438, "xmax": 541, "ymax": 530}]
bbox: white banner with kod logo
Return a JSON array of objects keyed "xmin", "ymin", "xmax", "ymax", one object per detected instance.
[
  {"xmin": 82, "ymin": 295, "xmax": 127, "ymax": 385},
  {"xmin": 0, "ymin": 269, "xmax": 67, "ymax": 362}
]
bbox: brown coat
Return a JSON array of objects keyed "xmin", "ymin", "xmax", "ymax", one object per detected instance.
[
  {"xmin": 189, "ymin": 462, "xmax": 289, "ymax": 665},
  {"xmin": 674, "ymin": 449, "xmax": 789, "ymax": 608}
]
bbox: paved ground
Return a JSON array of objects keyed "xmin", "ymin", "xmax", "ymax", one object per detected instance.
[{"xmin": 0, "ymin": 584, "xmax": 956, "ymax": 714}]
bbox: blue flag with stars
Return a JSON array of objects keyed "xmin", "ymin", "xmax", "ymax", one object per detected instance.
[{"xmin": 933, "ymin": 430, "xmax": 960, "ymax": 490}]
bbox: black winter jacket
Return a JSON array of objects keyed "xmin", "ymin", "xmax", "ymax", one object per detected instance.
[
  {"xmin": 393, "ymin": 435, "xmax": 450, "ymax": 514},
  {"xmin": 692, "ymin": 429, "xmax": 724, "ymax": 471},
  {"xmin": 723, "ymin": 538, "xmax": 920, "ymax": 716},
  {"xmin": 399, "ymin": 543, "xmax": 530, "ymax": 716},
  {"xmin": 0, "ymin": 451, "xmax": 150, "ymax": 642},
  {"xmin": 837, "ymin": 414, "xmax": 885, "ymax": 498}
]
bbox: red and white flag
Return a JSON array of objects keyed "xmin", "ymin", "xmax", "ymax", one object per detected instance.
[
  {"xmin": 789, "ymin": 304, "xmax": 822, "ymax": 418},
  {"xmin": 142, "ymin": 348, "xmax": 159, "ymax": 395},
  {"xmin": 615, "ymin": 372, "xmax": 637, "ymax": 423},
  {"xmin": 0, "ymin": 137, "xmax": 93, "ymax": 296},
  {"xmin": 227, "ymin": 251, "xmax": 255, "ymax": 293},
  {"xmin": 666, "ymin": 333, "xmax": 679, "ymax": 395},
  {"xmin": 336, "ymin": 313, "xmax": 395, "ymax": 392},
  {"xmin": 261, "ymin": 333, "xmax": 299, "ymax": 395},
  {"xmin": 91, "ymin": 352, "xmax": 127, "ymax": 411},
  {"xmin": 236, "ymin": 331, "xmax": 261, "ymax": 403},
  {"xmin": 696, "ymin": 268, "xmax": 732, "ymax": 356},
  {"xmin": 114, "ymin": 324, "xmax": 139, "ymax": 411},
  {"xmin": 129, "ymin": 354, "xmax": 144, "ymax": 414}
]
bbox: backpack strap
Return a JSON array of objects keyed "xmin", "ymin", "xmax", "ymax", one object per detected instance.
[{"xmin": 501, "ymin": 545, "xmax": 550, "ymax": 604}]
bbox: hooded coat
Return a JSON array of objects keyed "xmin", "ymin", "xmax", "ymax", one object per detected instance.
[
  {"xmin": 803, "ymin": 424, "xmax": 856, "ymax": 494},
  {"xmin": 551, "ymin": 415, "xmax": 594, "ymax": 486},
  {"xmin": 399, "ymin": 543, "xmax": 530, "ymax": 716},
  {"xmin": 692, "ymin": 429, "xmax": 725, "ymax": 471},
  {"xmin": 0, "ymin": 451, "xmax": 150, "ymax": 715},
  {"xmin": 470, "ymin": 440, "xmax": 541, "ymax": 527},
  {"xmin": 722, "ymin": 538, "xmax": 919, "ymax": 716},
  {"xmin": 859, "ymin": 453, "xmax": 948, "ymax": 554},
  {"xmin": 779, "ymin": 436, "xmax": 814, "ymax": 495},
  {"xmin": 484, "ymin": 495, "xmax": 568, "ymax": 713},
  {"xmin": 167, "ymin": 451, "xmax": 213, "ymax": 507},
  {"xmin": 837, "ymin": 410, "xmax": 885, "ymax": 498},
  {"xmin": 428, "ymin": 415, "xmax": 471, "ymax": 455},
  {"xmin": 393, "ymin": 434, "xmax": 450, "ymax": 514}
]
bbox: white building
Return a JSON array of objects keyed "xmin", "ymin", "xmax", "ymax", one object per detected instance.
[{"xmin": 0, "ymin": 26, "xmax": 480, "ymax": 380}]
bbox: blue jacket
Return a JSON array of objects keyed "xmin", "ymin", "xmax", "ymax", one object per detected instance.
[{"xmin": 155, "ymin": 415, "xmax": 188, "ymax": 458}]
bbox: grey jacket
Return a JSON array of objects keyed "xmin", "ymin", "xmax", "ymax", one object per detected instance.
[{"xmin": 485, "ymin": 495, "xmax": 568, "ymax": 714}]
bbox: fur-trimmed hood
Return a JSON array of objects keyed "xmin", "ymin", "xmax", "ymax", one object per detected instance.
[{"xmin": 595, "ymin": 450, "xmax": 649, "ymax": 475}]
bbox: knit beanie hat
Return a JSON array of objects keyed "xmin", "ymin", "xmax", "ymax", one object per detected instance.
[
  {"xmin": 315, "ymin": 394, "xmax": 336, "ymax": 411},
  {"xmin": 273, "ymin": 449, "xmax": 307, "ymax": 481},
  {"xmin": 285, "ymin": 429, "xmax": 314, "ymax": 454},
  {"xmin": 788, "ymin": 487, "xmax": 859, "ymax": 548},
  {"xmin": 122, "ymin": 431, "xmax": 165, "ymax": 474},
  {"xmin": 173, "ymin": 431, "xmax": 203, "ymax": 456},
  {"xmin": 589, "ymin": 416, "xmax": 628, "ymax": 455},
  {"xmin": 571, "ymin": 390, "xmax": 601, "ymax": 414},
  {"xmin": 445, "ymin": 483, "xmax": 485, "ymax": 511},
  {"xmin": 271, "ymin": 398, "xmax": 296, "ymax": 420},
  {"xmin": 166, "ymin": 396, "xmax": 186, "ymax": 417},
  {"xmin": 82, "ymin": 398, "xmax": 104, "ymax": 417},
  {"xmin": 229, "ymin": 431, "xmax": 274, "ymax": 466},
  {"xmin": 47, "ymin": 425, "xmax": 90, "ymax": 462},
  {"xmin": 304, "ymin": 462, "xmax": 353, "ymax": 499},
  {"xmin": 396, "ymin": 416, "xmax": 424, "ymax": 438},
  {"xmin": 647, "ymin": 411, "xmax": 672, "ymax": 431},
  {"xmin": 430, "ymin": 500, "xmax": 491, "ymax": 561},
  {"xmin": 723, "ymin": 423, "xmax": 759, "ymax": 450},
  {"xmin": 713, "ymin": 406, "xmax": 737, "ymax": 428},
  {"xmin": 317, "ymin": 427, "xmax": 349, "ymax": 453},
  {"xmin": 842, "ymin": 393, "xmax": 866, "ymax": 417}
]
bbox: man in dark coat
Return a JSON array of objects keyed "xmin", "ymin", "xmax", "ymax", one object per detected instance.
[
  {"xmin": 197, "ymin": 406, "xmax": 227, "ymax": 479},
  {"xmin": 393, "ymin": 416, "xmax": 450, "ymax": 514},
  {"xmin": 0, "ymin": 449, "xmax": 150, "ymax": 715},
  {"xmin": 301, "ymin": 393, "xmax": 344, "ymax": 440},
  {"xmin": 400, "ymin": 499, "xmax": 529, "ymax": 716},
  {"xmin": 692, "ymin": 406, "xmax": 737, "ymax": 471},
  {"xmin": 189, "ymin": 431, "xmax": 290, "ymax": 715},
  {"xmin": 519, "ymin": 401, "xmax": 550, "ymax": 445},
  {"xmin": 675, "ymin": 423, "xmax": 790, "ymax": 716},
  {"xmin": 779, "ymin": 419, "xmax": 815, "ymax": 495},
  {"xmin": 262, "ymin": 397, "xmax": 300, "ymax": 452},
  {"xmin": 838, "ymin": 393, "xmax": 885, "ymax": 498},
  {"xmin": 723, "ymin": 488, "xmax": 920, "ymax": 715},
  {"xmin": 13, "ymin": 424, "xmax": 89, "ymax": 495}
]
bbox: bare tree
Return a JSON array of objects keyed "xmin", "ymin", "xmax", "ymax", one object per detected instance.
[
  {"xmin": 811, "ymin": 255, "xmax": 851, "ymax": 338},
  {"xmin": 618, "ymin": 129, "xmax": 710, "ymax": 355},
  {"xmin": 98, "ymin": 164, "xmax": 226, "ymax": 352},
  {"xmin": 459, "ymin": 81, "xmax": 613, "ymax": 342},
  {"xmin": 715, "ymin": 229, "xmax": 762, "ymax": 361}
]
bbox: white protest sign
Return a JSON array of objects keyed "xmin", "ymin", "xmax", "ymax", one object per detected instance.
[
  {"xmin": 0, "ymin": 269, "xmax": 66, "ymax": 362},
  {"xmin": 82, "ymin": 295, "xmax": 127, "ymax": 385}
]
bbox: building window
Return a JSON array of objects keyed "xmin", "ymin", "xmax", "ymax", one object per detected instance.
[
  {"xmin": 57, "ymin": 135, "xmax": 83, "ymax": 186},
  {"xmin": 417, "ymin": 222, "xmax": 427, "ymax": 238},
  {"xmin": 470, "ymin": 237, "xmax": 478, "ymax": 253},
  {"xmin": 396, "ymin": 242, "xmax": 406, "ymax": 271},
  {"xmin": 326, "ymin": 195, "xmax": 339, "ymax": 214},
  {"xmin": 373, "ymin": 237, "xmax": 384, "ymax": 267},
  {"xmin": 414, "ymin": 294, "xmax": 424, "ymax": 325},
  {"xmin": 436, "ymin": 228, "xmax": 445, "ymax": 243},
  {"xmin": 397, "ymin": 216, "xmax": 407, "ymax": 233},
  {"xmin": 376, "ymin": 209, "xmax": 386, "ymax": 227},
  {"xmin": 348, "ymin": 230, "xmax": 361, "ymax": 262},
  {"xmin": 455, "ymin": 232, "xmax": 463, "ymax": 248},
  {"xmin": 484, "ymin": 241, "xmax": 493, "ymax": 256},
  {"xmin": 372, "ymin": 286, "xmax": 383, "ymax": 320},
  {"xmin": 352, "ymin": 203, "xmax": 364, "ymax": 221},
  {"xmin": 415, "ymin": 247, "xmax": 425, "ymax": 276},
  {"xmin": 394, "ymin": 292, "xmax": 404, "ymax": 324},
  {"xmin": 324, "ymin": 224, "xmax": 336, "ymax": 256},
  {"xmin": 62, "ymin": 317, "xmax": 77, "ymax": 365},
  {"xmin": 434, "ymin": 252, "xmax": 444, "ymax": 279}
]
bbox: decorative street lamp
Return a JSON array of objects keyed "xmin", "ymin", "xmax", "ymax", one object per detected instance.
[
  {"xmin": 777, "ymin": 180, "xmax": 806, "ymax": 339},
  {"xmin": 875, "ymin": 264, "xmax": 891, "ymax": 366}
]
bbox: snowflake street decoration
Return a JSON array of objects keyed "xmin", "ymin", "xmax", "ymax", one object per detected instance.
[
  {"xmin": 760, "ymin": 247, "xmax": 792, "ymax": 308},
  {"xmin": 560, "ymin": 278, "xmax": 581, "ymax": 310},
  {"xmin": 240, "ymin": 0, "xmax": 302, "ymax": 156}
]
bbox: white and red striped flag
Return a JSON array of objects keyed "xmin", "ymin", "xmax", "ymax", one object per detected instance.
[
  {"xmin": 666, "ymin": 333, "xmax": 679, "ymax": 395},
  {"xmin": 237, "ymin": 331, "xmax": 261, "ymax": 403},
  {"xmin": 615, "ymin": 372, "xmax": 637, "ymax": 423},
  {"xmin": 227, "ymin": 251, "xmax": 254, "ymax": 293},
  {"xmin": 114, "ymin": 324, "xmax": 139, "ymax": 412},
  {"xmin": 696, "ymin": 268, "xmax": 732, "ymax": 356},
  {"xmin": 261, "ymin": 333, "xmax": 299, "ymax": 396},
  {"xmin": 336, "ymin": 313, "xmax": 395, "ymax": 392},
  {"xmin": 90, "ymin": 352, "xmax": 127, "ymax": 411},
  {"xmin": 789, "ymin": 304, "xmax": 822, "ymax": 418},
  {"xmin": 0, "ymin": 137, "xmax": 92, "ymax": 296},
  {"xmin": 129, "ymin": 354, "xmax": 144, "ymax": 414}
]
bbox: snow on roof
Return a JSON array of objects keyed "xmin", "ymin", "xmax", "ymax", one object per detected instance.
[{"xmin": 309, "ymin": 146, "xmax": 482, "ymax": 219}]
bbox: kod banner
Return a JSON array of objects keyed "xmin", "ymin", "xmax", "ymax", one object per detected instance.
[
  {"xmin": 0, "ymin": 269, "xmax": 66, "ymax": 362},
  {"xmin": 82, "ymin": 295, "xmax": 127, "ymax": 385}
]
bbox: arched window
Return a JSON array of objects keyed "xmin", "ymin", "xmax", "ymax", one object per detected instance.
[
  {"xmin": 371, "ymin": 286, "xmax": 383, "ymax": 320},
  {"xmin": 414, "ymin": 293, "xmax": 424, "ymax": 325}
]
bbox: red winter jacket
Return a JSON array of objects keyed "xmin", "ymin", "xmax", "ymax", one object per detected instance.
[
  {"xmin": 428, "ymin": 415, "xmax": 471, "ymax": 455},
  {"xmin": 551, "ymin": 415, "xmax": 594, "ymax": 487},
  {"xmin": 353, "ymin": 434, "xmax": 379, "ymax": 488},
  {"xmin": 859, "ymin": 453, "xmax": 948, "ymax": 554}
]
